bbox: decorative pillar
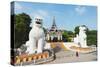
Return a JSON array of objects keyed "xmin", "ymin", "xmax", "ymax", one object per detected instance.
[
  {"xmin": 51, "ymin": 36, "xmax": 53, "ymax": 41},
  {"xmin": 60, "ymin": 35, "xmax": 62, "ymax": 41},
  {"xmin": 47, "ymin": 33, "xmax": 50, "ymax": 41},
  {"xmin": 58, "ymin": 34, "xmax": 60, "ymax": 41}
]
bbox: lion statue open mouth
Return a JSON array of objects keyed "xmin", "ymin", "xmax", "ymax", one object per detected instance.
[{"xmin": 25, "ymin": 17, "xmax": 45, "ymax": 54}]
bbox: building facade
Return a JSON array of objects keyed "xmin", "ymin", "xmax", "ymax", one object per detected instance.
[{"xmin": 46, "ymin": 17, "xmax": 62, "ymax": 42}]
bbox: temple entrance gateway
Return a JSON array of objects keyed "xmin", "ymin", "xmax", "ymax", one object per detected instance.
[{"xmin": 46, "ymin": 16, "xmax": 62, "ymax": 42}]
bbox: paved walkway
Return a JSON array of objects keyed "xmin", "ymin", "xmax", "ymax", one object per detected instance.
[
  {"xmin": 48, "ymin": 50, "xmax": 97, "ymax": 64},
  {"xmin": 45, "ymin": 42, "xmax": 97, "ymax": 64}
]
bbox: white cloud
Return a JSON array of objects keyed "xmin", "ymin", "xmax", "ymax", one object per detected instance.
[
  {"xmin": 75, "ymin": 6, "xmax": 86, "ymax": 15},
  {"xmin": 15, "ymin": 2, "xmax": 22, "ymax": 10}
]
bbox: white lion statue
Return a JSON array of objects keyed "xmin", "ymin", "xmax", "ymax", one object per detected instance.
[
  {"xmin": 25, "ymin": 17, "xmax": 45, "ymax": 54},
  {"xmin": 74, "ymin": 26, "xmax": 88, "ymax": 48},
  {"xmin": 79, "ymin": 26, "xmax": 88, "ymax": 47}
]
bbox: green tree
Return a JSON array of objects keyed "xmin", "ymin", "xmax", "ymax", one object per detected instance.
[
  {"xmin": 62, "ymin": 30, "xmax": 68, "ymax": 42},
  {"xmin": 74, "ymin": 26, "xmax": 80, "ymax": 35},
  {"xmin": 67, "ymin": 31, "xmax": 74, "ymax": 36},
  {"xmin": 62, "ymin": 30, "xmax": 68, "ymax": 37},
  {"xmin": 74, "ymin": 25, "xmax": 88, "ymax": 35},
  {"xmin": 67, "ymin": 31, "xmax": 74, "ymax": 41},
  {"xmin": 14, "ymin": 13, "xmax": 32, "ymax": 48},
  {"xmin": 87, "ymin": 30, "xmax": 97, "ymax": 46}
]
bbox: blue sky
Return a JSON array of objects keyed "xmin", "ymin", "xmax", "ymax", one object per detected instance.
[{"xmin": 14, "ymin": 1, "xmax": 97, "ymax": 31}]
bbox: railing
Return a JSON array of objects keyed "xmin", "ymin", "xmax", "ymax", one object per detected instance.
[
  {"xmin": 14, "ymin": 50, "xmax": 55, "ymax": 65},
  {"xmin": 15, "ymin": 52, "xmax": 49, "ymax": 65}
]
